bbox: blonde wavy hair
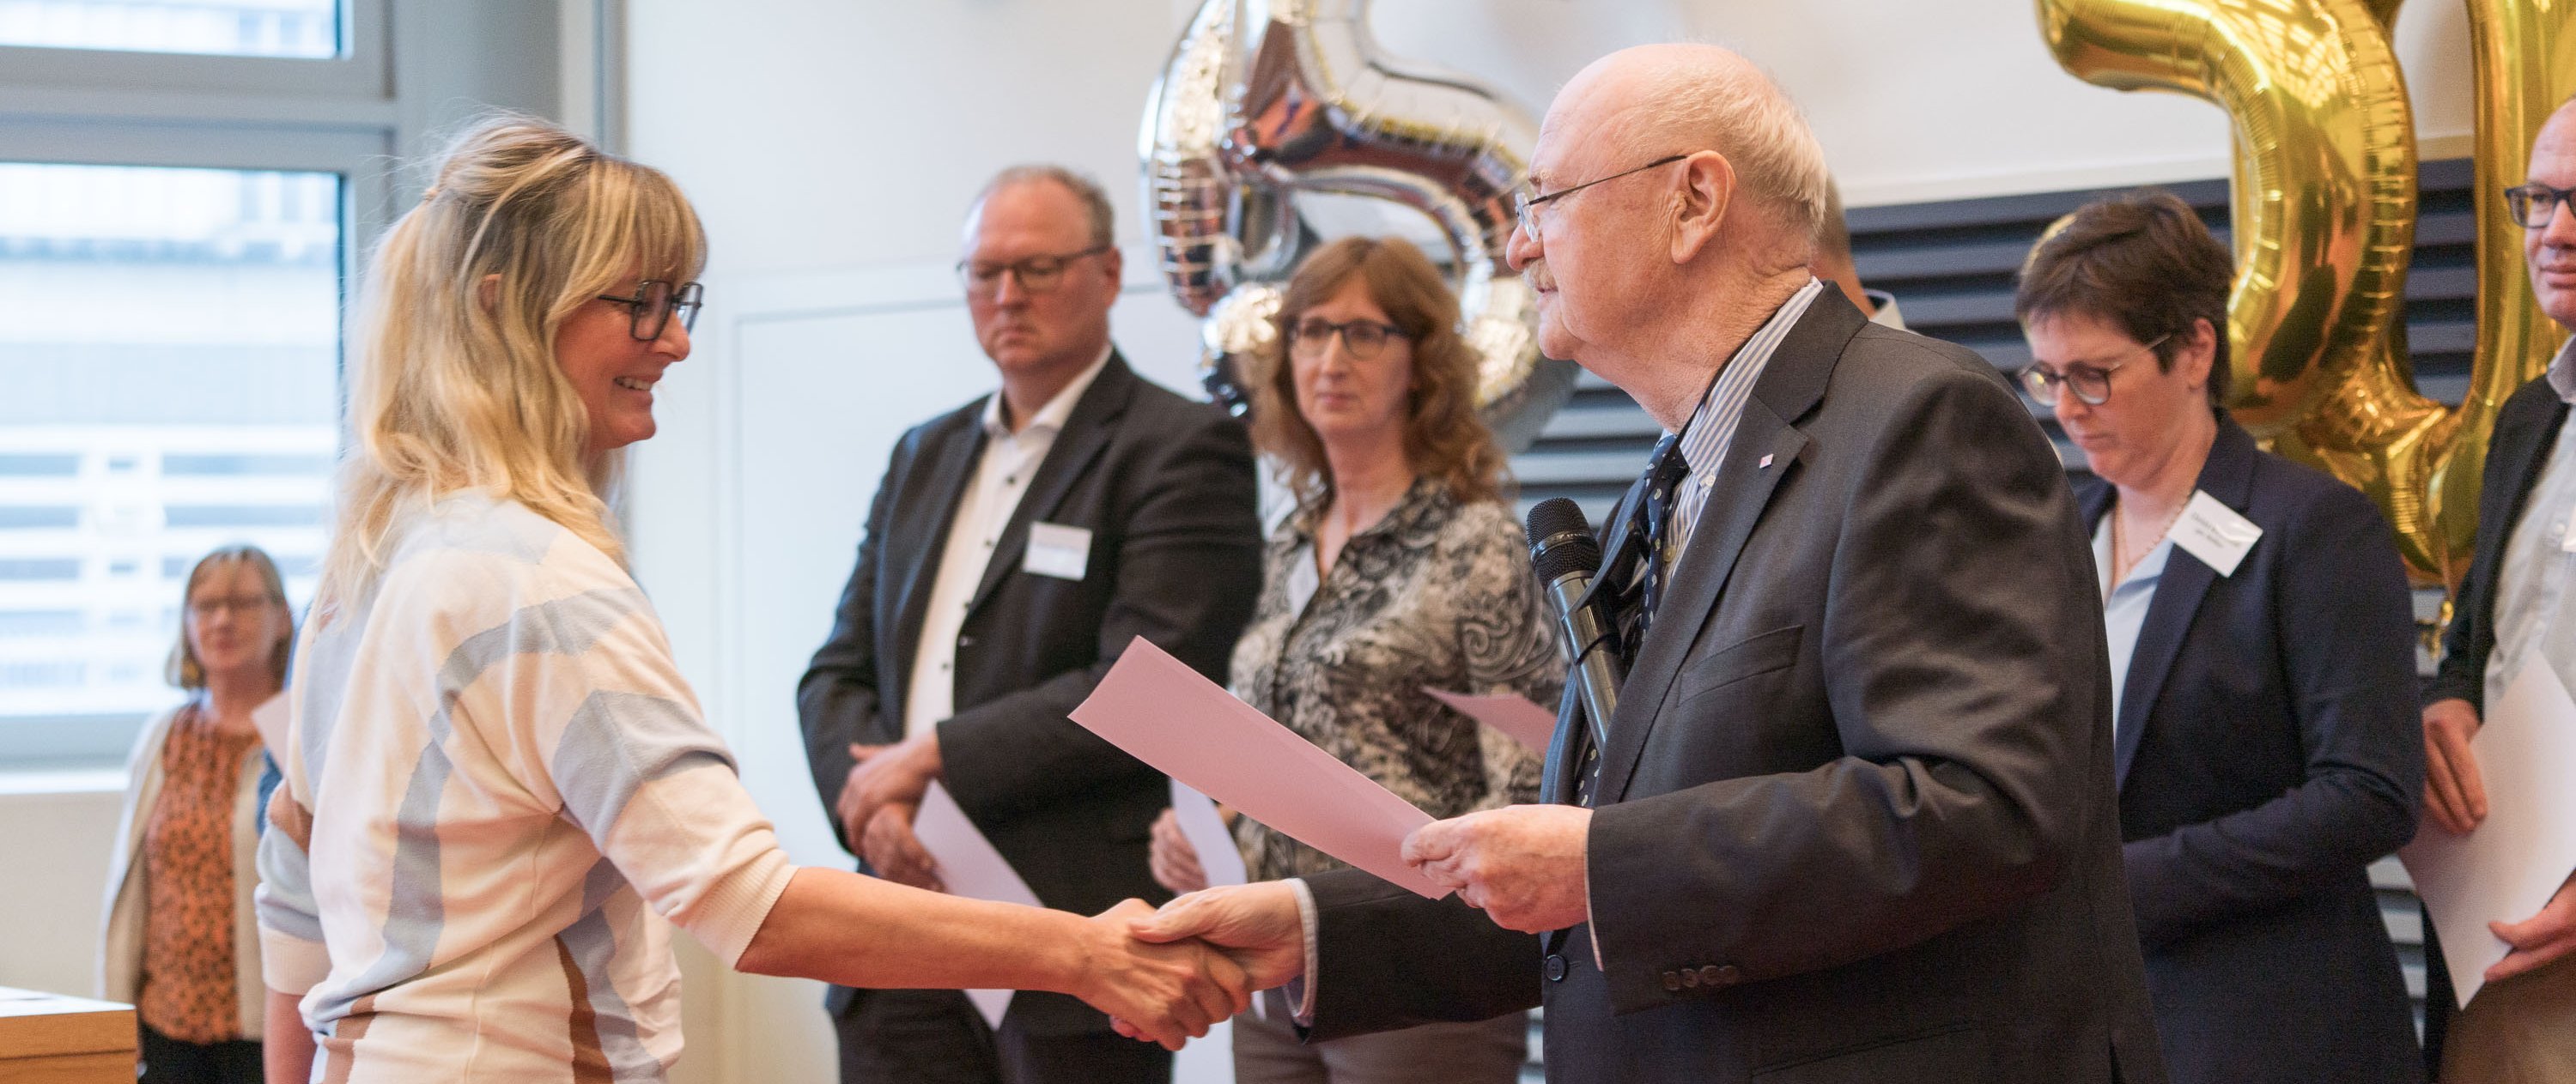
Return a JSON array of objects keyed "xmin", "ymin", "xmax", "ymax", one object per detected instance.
[
  {"xmin": 1249, "ymin": 236, "xmax": 1507, "ymax": 508},
  {"xmin": 319, "ymin": 116, "xmax": 705, "ymax": 612}
]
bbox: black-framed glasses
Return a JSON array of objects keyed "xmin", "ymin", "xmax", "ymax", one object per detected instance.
[
  {"xmin": 1512, "ymin": 153, "xmax": 1691, "ymax": 242},
  {"xmin": 1286, "ymin": 317, "xmax": 1410, "ymax": 360},
  {"xmin": 2506, "ymin": 183, "xmax": 2576, "ymax": 229},
  {"xmin": 957, "ymin": 244, "xmax": 1113, "ymax": 298},
  {"xmin": 2018, "ymin": 332, "xmax": 2171, "ymax": 407},
  {"xmin": 596, "ymin": 280, "xmax": 704, "ymax": 341}
]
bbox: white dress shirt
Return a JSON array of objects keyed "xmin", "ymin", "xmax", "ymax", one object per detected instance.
[{"xmin": 902, "ymin": 348, "xmax": 1112, "ymax": 740}]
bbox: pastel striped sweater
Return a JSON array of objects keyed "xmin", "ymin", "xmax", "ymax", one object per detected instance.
[{"xmin": 257, "ymin": 494, "xmax": 795, "ymax": 1081}]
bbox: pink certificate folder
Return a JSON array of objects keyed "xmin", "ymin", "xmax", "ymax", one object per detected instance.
[{"xmin": 1071, "ymin": 637, "xmax": 1449, "ymax": 899}]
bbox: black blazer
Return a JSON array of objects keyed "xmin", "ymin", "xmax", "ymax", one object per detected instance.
[
  {"xmin": 2076, "ymin": 418, "xmax": 2423, "ymax": 1084},
  {"xmin": 796, "ymin": 353, "xmax": 1263, "ymax": 1034},
  {"xmin": 1302, "ymin": 291, "xmax": 2166, "ymax": 1084},
  {"xmin": 2428, "ymin": 373, "xmax": 2572, "ymax": 710},
  {"xmin": 2418, "ymin": 372, "xmax": 2571, "ymax": 1057}
]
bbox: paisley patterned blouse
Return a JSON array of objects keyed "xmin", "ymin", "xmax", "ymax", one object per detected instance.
[{"xmin": 1230, "ymin": 478, "xmax": 1566, "ymax": 882}]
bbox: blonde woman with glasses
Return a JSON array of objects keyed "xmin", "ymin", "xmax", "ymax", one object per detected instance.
[
  {"xmin": 255, "ymin": 118, "xmax": 1245, "ymax": 1084},
  {"xmin": 100, "ymin": 544, "xmax": 295, "ymax": 1084}
]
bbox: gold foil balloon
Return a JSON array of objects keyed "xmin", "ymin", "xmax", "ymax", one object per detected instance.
[
  {"xmin": 1141, "ymin": 0, "xmax": 1575, "ymax": 451},
  {"xmin": 2037, "ymin": 0, "xmax": 2576, "ymax": 586},
  {"xmin": 2438, "ymin": 0, "xmax": 2576, "ymax": 581}
]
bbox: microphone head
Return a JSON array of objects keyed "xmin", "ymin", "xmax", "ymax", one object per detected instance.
[
  {"xmin": 1526, "ymin": 498, "xmax": 1591, "ymax": 551},
  {"xmin": 1526, "ymin": 498, "xmax": 1602, "ymax": 584}
]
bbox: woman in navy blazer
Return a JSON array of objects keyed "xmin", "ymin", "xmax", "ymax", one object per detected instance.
[{"xmin": 2016, "ymin": 192, "xmax": 2426, "ymax": 1084}]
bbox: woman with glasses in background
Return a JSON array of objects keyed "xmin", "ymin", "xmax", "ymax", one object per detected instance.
[
  {"xmin": 1145, "ymin": 235, "xmax": 1562, "ymax": 1084},
  {"xmin": 100, "ymin": 544, "xmax": 294, "ymax": 1083},
  {"xmin": 2015, "ymin": 191, "xmax": 2424, "ymax": 1084}
]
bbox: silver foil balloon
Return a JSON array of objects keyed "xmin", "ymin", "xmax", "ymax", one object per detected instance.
[{"xmin": 1140, "ymin": 0, "xmax": 1575, "ymax": 452}]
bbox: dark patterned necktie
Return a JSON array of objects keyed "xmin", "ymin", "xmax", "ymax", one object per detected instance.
[
  {"xmin": 1577, "ymin": 433, "xmax": 1690, "ymax": 807},
  {"xmin": 1637, "ymin": 434, "xmax": 1692, "ymax": 633}
]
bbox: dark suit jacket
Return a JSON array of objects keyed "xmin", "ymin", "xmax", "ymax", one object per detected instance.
[
  {"xmin": 797, "ymin": 353, "xmax": 1263, "ymax": 1034},
  {"xmin": 1303, "ymin": 290, "xmax": 2166, "ymax": 1084},
  {"xmin": 2418, "ymin": 372, "xmax": 2571, "ymax": 1058},
  {"xmin": 2076, "ymin": 418, "xmax": 2422, "ymax": 1084}
]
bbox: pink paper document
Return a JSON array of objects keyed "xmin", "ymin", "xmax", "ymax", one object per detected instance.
[
  {"xmin": 1071, "ymin": 638, "xmax": 1446, "ymax": 898},
  {"xmin": 1425, "ymin": 688, "xmax": 1559, "ymax": 751},
  {"xmin": 911, "ymin": 781, "xmax": 1041, "ymax": 1029},
  {"xmin": 2401, "ymin": 660, "xmax": 2576, "ymax": 1008}
]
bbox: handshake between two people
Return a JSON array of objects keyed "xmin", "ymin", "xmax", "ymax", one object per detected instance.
[{"xmin": 1100, "ymin": 802, "xmax": 1598, "ymax": 1044}]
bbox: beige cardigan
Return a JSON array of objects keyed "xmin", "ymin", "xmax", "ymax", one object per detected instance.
[{"xmin": 97, "ymin": 702, "xmax": 269, "ymax": 1040}]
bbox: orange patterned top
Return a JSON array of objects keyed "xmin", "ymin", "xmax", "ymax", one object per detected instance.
[{"xmin": 137, "ymin": 703, "xmax": 261, "ymax": 1043}]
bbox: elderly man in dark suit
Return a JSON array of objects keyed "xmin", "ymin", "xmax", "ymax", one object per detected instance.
[
  {"xmin": 798, "ymin": 165, "xmax": 1263, "ymax": 1084},
  {"xmin": 1132, "ymin": 43, "xmax": 2166, "ymax": 1084}
]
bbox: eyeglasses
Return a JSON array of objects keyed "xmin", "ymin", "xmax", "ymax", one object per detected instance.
[
  {"xmin": 2506, "ymin": 183, "xmax": 2576, "ymax": 229},
  {"xmin": 1287, "ymin": 317, "xmax": 1410, "ymax": 360},
  {"xmin": 186, "ymin": 593, "xmax": 279, "ymax": 619},
  {"xmin": 596, "ymin": 281, "xmax": 704, "ymax": 342},
  {"xmin": 2018, "ymin": 333, "xmax": 2171, "ymax": 407},
  {"xmin": 1512, "ymin": 154, "xmax": 1690, "ymax": 243},
  {"xmin": 957, "ymin": 245, "xmax": 1113, "ymax": 298}
]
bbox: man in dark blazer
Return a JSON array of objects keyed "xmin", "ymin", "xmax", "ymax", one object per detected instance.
[
  {"xmin": 1134, "ymin": 44, "xmax": 2165, "ymax": 1084},
  {"xmin": 799, "ymin": 166, "xmax": 1262, "ymax": 1084},
  {"xmin": 2415, "ymin": 96, "xmax": 2576, "ymax": 1078}
]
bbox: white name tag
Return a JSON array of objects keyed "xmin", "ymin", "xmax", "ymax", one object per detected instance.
[
  {"xmin": 1022, "ymin": 522, "xmax": 1092, "ymax": 581},
  {"xmin": 2170, "ymin": 490, "xmax": 2262, "ymax": 577}
]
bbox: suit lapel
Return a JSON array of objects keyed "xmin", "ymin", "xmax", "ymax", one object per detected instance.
[
  {"xmin": 1592, "ymin": 290, "xmax": 1860, "ymax": 805},
  {"xmin": 2111, "ymin": 418, "xmax": 2256, "ymax": 786},
  {"xmin": 889, "ymin": 415, "xmax": 987, "ymax": 721},
  {"xmin": 1595, "ymin": 405, "xmax": 1807, "ymax": 803},
  {"xmin": 963, "ymin": 354, "xmax": 1135, "ymax": 617}
]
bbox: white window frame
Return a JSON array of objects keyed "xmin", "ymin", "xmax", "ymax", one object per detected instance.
[
  {"xmin": 0, "ymin": 0, "xmax": 581, "ymax": 768},
  {"xmin": 0, "ymin": 0, "xmax": 389, "ymax": 101}
]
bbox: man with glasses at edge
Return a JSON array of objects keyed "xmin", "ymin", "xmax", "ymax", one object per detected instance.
[
  {"xmin": 798, "ymin": 164, "xmax": 1263, "ymax": 1084},
  {"xmin": 2417, "ymin": 94, "xmax": 2576, "ymax": 1081},
  {"xmin": 1132, "ymin": 43, "xmax": 2162, "ymax": 1084}
]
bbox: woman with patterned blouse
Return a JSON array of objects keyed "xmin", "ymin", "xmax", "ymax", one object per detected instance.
[
  {"xmin": 1149, "ymin": 236, "xmax": 1565, "ymax": 1084},
  {"xmin": 100, "ymin": 544, "xmax": 295, "ymax": 1083}
]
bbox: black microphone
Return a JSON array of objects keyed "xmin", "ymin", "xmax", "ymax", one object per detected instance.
[{"xmin": 1526, "ymin": 498, "xmax": 1621, "ymax": 748}]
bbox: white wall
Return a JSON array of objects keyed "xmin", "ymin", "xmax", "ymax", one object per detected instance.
[{"xmin": 619, "ymin": 3, "xmax": 2479, "ymax": 1081}]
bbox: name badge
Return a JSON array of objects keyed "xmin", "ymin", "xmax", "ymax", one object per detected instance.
[
  {"xmin": 1023, "ymin": 522, "xmax": 1092, "ymax": 581},
  {"xmin": 2169, "ymin": 490, "xmax": 2262, "ymax": 577}
]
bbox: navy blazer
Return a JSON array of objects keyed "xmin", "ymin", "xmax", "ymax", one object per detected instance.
[{"xmin": 2077, "ymin": 417, "xmax": 2424, "ymax": 1084}]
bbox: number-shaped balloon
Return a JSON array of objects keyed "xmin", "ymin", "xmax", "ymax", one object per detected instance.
[
  {"xmin": 1141, "ymin": 0, "xmax": 1575, "ymax": 451},
  {"xmin": 2038, "ymin": 0, "xmax": 2576, "ymax": 585}
]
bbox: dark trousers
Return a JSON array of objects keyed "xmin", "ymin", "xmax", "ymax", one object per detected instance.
[
  {"xmin": 834, "ymin": 988, "xmax": 1170, "ymax": 1084},
  {"xmin": 138, "ymin": 1021, "xmax": 263, "ymax": 1084}
]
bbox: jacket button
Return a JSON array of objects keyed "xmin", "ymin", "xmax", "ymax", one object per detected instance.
[
  {"xmin": 1680, "ymin": 968, "xmax": 1700, "ymax": 988},
  {"xmin": 1545, "ymin": 954, "xmax": 1567, "ymax": 983},
  {"xmin": 957, "ymin": 635, "xmax": 975, "ymax": 647},
  {"xmin": 1661, "ymin": 970, "xmax": 1681, "ymax": 991},
  {"xmin": 1710, "ymin": 964, "xmax": 1741, "ymax": 986}
]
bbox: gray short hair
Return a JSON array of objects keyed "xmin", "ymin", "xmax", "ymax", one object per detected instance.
[
  {"xmin": 975, "ymin": 164, "xmax": 1115, "ymax": 248},
  {"xmin": 1618, "ymin": 58, "xmax": 1830, "ymax": 249}
]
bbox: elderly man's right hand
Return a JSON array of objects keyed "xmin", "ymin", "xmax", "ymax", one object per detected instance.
[
  {"xmin": 1107, "ymin": 881, "xmax": 1307, "ymax": 1043},
  {"xmin": 1073, "ymin": 899, "xmax": 1250, "ymax": 1050}
]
